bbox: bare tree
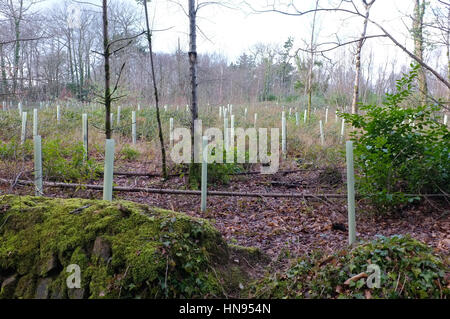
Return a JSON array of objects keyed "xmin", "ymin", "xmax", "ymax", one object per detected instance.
[
  {"xmin": 188, "ymin": 0, "xmax": 200, "ymax": 186},
  {"xmin": 140, "ymin": 0, "xmax": 168, "ymax": 179},
  {"xmin": 351, "ymin": 0, "xmax": 375, "ymax": 114},
  {"xmin": 0, "ymin": 0, "xmax": 41, "ymax": 96},
  {"xmin": 244, "ymin": 0, "xmax": 450, "ymax": 91}
]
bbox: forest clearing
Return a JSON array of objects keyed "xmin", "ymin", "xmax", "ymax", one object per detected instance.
[{"xmin": 0, "ymin": 0, "xmax": 449, "ymax": 304}]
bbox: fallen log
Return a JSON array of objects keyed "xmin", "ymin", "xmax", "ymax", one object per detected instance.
[{"xmin": 0, "ymin": 178, "xmax": 348, "ymax": 198}]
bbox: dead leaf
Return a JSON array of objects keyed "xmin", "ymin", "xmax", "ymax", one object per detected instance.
[{"xmin": 344, "ymin": 272, "xmax": 368, "ymax": 285}]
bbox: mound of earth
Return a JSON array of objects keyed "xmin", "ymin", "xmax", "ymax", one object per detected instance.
[
  {"xmin": 0, "ymin": 195, "xmax": 264, "ymax": 299},
  {"xmin": 1, "ymin": 195, "xmax": 447, "ymax": 299},
  {"xmin": 250, "ymin": 235, "xmax": 449, "ymax": 299}
]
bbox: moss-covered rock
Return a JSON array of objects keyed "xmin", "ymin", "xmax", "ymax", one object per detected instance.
[
  {"xmin": 249, "ymin": 235, "xmax": 449, "ymax": 299},
  {"xmin": 2, "ymin": 195, "xmax": 447, "ymax": 299},
  {"xmin": 0, "ymin": 195, "xmax": 242, "ymax": 299}
]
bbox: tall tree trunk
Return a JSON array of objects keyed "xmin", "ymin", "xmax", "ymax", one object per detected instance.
[
  {"xmin": 447, "ymin": 6, "xmax": 450, "ymax": 89},
  {"xmin": 142, "ymin": 0, "xmax": 168, "ymax": 179},
  {"xmin": 0, "ymin": 43, "xmax": 7, "ymax": 96},
  {"xmin": 413, "ymin": 0, "xmax": 428, "ymax": 104},
  {"xmin": 102, "ymin": 0, "xmax": 112, "ymax": 139},
  {"xmin": 176, "ymin": 37, "xmax": 185, "ymax": 104},
  {"xmin": 188, "ymin": 0, "xmax": 200, "ymax": 187},
  {"xmin": 67, "ymin": 31, "xmax": 75, "ymax": 84},
  {"xmin": 78, "ymin": 29, "xmax": 84, "ymax": 99},
  {"xmin": 307, "ymin": 0, "xmax": 319, "ymax": 122},
  {"xmin": 72, "ymin": 29, "xmax": 80, "ymax": 99},
  {"xmin": 12, "ymin": 18, "xmax": 21, "ymax": 96},
  {"xmin": 351, "ymin": 0, "xmax": 375, "ymax": 114}
]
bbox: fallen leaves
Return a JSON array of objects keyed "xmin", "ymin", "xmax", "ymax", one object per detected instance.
[{"xmin": 3, "ymin": 159, "xmax": 449, "ymax": 264}]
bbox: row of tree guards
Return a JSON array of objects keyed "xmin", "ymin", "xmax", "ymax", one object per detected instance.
[
  {"xmin": 11, "ymin": 102, "xmax": 450, "ymax": 150},
  {"xmin": 17, "ymin": 104, "xmax": 351, "ymax": 151},
  {"xmin": 9, "ymin": 98, "xmax": 448, "ymax": 245},
  {"xmin": 29, "ymin": 120, "xmax": 358, "ymax": 245}
]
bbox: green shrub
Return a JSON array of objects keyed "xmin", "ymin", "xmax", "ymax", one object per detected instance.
[
  {"xmin": 120, "ymin": 144, "xmax": 140, "ymax": 161},
  {"xmin": 42, "ymin": 138, "xmax": 101, "ymax": 182},
  {"xmin": 0, "ymin": 139, "xmax": 33, "ymax": 160},
  {"xmin": 0, "ymin": 111, "xmax": 22, "ymax": 140},
  {"xmin": 207, "ymin": 146, "xmax": 244, "ymax": 185},
  {"xmin": 251, "ymin": 235, "xmax": 449, "ymax": 299},
  {"xmin": 340, "ymin": 64, "xmax": 450, "ymax": 209}
]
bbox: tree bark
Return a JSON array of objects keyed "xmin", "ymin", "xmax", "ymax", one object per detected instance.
[
  {"xmin": 307, "ymin": 0, "xmax": 319, "ymax": 122},
  {"xmin": 412, "ymin": 0, "xmax": 428, "ymax": 104},
  {"xmin": 351, "ymin": 0, "xmax": 375, "ymax": 114},
  {"xmin": 102, "ymin": 0, "xmax": 112, "ymax": 139},
  {"xmin": 12, "ymin": 1, "xmax": 23, "ymax": 96},
  {"xmin": 67, "ymin": 30, "xmax": 75, "ymax": 84},
  {"xmin": 0, "ymin": 43, "xmax": 7, "ymax": 95},
  {"xmin": 188, "ymin": 0, "xmax": 200, "ymax": 187},
  {"xmin": 143, "ymin": 0, "xmax": 168, "ymax": 179}
]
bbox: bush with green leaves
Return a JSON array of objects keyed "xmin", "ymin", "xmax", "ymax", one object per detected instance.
[
  {"xmin": 251, "ymin": 235, "xmax": 449, "ymax": 299},
  {"xmin": 340, "ymin": 64, "xmax": 450, "ymax": 209},
  {"xmin": 207, "ymin": 146, "xmax": 245, "ymax": 185},
  {"xmin": 0, "ymin": 139, "xmax": 33, "ymax": 160},
  {"xmin": 42, "ymin": 138, "xmax": 101, "ymax": 182},
  {"xmin": 119, "ymin": 144, "xmax": 140, "ymax": 161}
]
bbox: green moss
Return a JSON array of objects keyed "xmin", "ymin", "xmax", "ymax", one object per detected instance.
[
  {"xmin": 14, "ymin": 274, "xmax": 36, "ymax": 299},
  {"xmin": 229, "ymin": 245, "xmax": 270, "ymax": 265},
  {"xmin": 0, "ymin": 195, "xmax": 235, "ymax": 299}
]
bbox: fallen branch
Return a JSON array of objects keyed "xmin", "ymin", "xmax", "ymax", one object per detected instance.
[
  {"xmin": 111, "ymin": 167, "xmax": 346, "ymax": 178},
  {"xmin": 1, "ymin": 178, "xmax": 448, "ymax": 199}
]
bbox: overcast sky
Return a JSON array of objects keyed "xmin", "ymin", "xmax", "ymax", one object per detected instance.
[
  {"xmin": 147, "ymin": 0, "xmax": 413, "ymax": 60},
  {"xmin": 43, "ymin": 0, "xmax": 446, "ymax": 71}
]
